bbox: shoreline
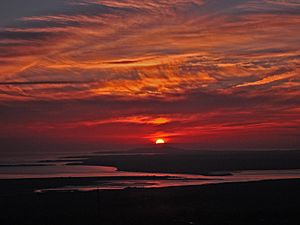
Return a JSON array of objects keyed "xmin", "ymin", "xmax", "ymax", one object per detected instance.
[{"xmin": 1, "ymin": 178, "xmax": 300, "ymax": 225}]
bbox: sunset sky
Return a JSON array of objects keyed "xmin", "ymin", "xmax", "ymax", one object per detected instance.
[{"xmin": 0, "ymin": 0, "xmax": 299, "ymax": 152}]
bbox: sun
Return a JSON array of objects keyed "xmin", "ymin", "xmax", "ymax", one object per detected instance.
[{"xmin": 155, "ymin": 138, "xmax": 165, "ymax": 144}]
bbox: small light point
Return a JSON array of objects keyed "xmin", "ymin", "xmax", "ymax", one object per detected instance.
[{"xmin": 155, "ymin": 138, "xmax": 165, "ymax": 144}]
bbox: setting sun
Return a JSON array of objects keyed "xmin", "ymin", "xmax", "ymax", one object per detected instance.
[{"xmin": 155, "ymin": 138, "xmax": 165, "ymax": 144}]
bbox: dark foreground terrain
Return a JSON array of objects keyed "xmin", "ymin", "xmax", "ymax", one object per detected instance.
[{"xmin": 1, "ymin": 179, "xmax": 300, "ymax": 225}]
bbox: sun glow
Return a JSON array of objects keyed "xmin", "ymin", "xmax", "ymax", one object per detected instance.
[{"xmin": 155, "ymin": 138, "xmax": 165, "ymax": 144}]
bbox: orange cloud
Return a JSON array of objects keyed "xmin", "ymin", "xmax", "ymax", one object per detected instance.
[{"xmin": 0, "ymin": 0, "xmax": 299, "ymax": 149}]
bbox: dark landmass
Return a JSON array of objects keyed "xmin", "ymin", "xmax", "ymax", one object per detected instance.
[
  {"xmin": 0, "ymin": 175, "xmax": 207, "ymax": 194},
  {"xmin": 0, "ymin": 179, "xmax": 299, "ymax": 225},
  {"xmin": 38, "ymin": 159, "xmax": 84, "ymax": 163},
  {"xmin": 93, "ymin": 145, "xmax": 183, "ymax": 154},
  {"xmin": 0, "ymin": 163, "xmax": 54, "ymax": 167},
  {"xmin": 68, "ymin": 149, "xmax": 300, "ymax": 174},
  {"xmin": 61, "ymin": 155, "xmax": 95, "ymax": 159}
]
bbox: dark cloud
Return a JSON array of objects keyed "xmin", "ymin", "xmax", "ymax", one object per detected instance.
[
  {"xmin": 0, "ymin": 80, "xmax": 93, "ymax": 86},
  {"xmin": 0, "ymin": 30, "xmax": 59, "ymax": 41},
  {"xmin": 0, "ymin": 0, "xmax": 299, "ymax": 149}
]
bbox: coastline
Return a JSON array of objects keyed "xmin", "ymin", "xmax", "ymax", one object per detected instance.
[{"xmin": 1, "ymin": 178, "xmax": 300, "ymax": 225}]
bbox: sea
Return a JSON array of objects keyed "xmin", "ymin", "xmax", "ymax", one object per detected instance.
[{"xmin": 1, "ymin": 151, "xmax": 300, "ymax": 192}]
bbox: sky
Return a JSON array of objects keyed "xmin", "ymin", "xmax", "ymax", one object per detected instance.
[{"xmin": 0, "ymin": 0, "xmax": 299, "ymax": 152}]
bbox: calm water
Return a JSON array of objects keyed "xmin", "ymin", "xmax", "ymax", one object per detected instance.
[
  {"xmin": 1, "ymin": 152, "xmax": 300, "ymax": 192},
  {"xmin": 31, "ymin": 169, "xmax": 300, "ymax": 193}
]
